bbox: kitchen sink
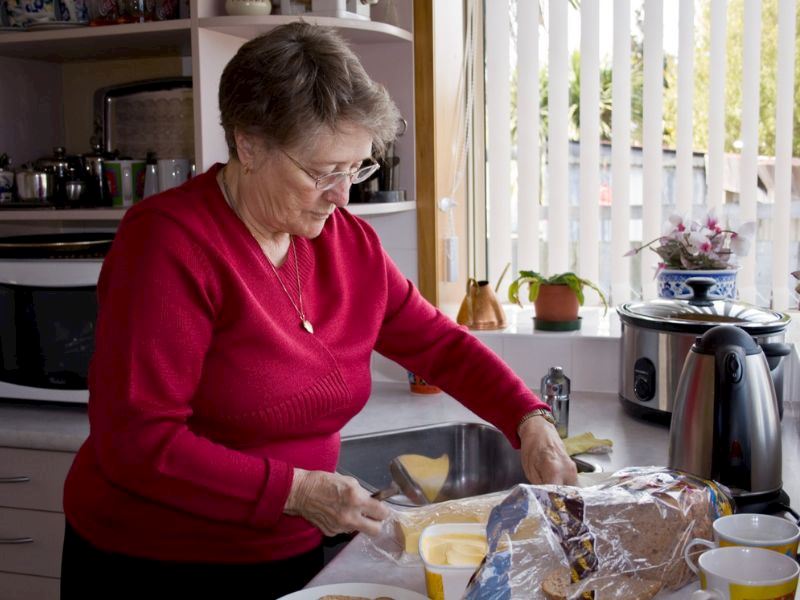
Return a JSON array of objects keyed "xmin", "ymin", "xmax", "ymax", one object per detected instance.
[{"xmin": 337, "ymin": 421, "xmax": 599, "ymax": 506}]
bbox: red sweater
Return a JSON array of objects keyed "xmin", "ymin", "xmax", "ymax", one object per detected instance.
[{"xmin": 63, "ymin": 164, "xmax": 546, "ymax": 563}]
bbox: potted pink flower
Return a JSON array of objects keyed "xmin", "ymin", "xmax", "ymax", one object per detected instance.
[{"xmin": 626, "ymin": 210, "xmax": 755, "ymax": 299}]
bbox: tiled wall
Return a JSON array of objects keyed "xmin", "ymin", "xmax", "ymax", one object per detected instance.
[
  {"xmin": 372, "ymin": 328, "xmax": 800, "ymax": 406},
  {"xmin": 361, "ymin": 210, "xmax": 418, "ymax": 285},
  {"xmin": 371, "ymin": 332, "xmax": 621, "ymax": 394}
]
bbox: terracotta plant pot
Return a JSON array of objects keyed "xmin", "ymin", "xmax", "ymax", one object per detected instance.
[{"xmin": 533, "ymin": 284, "xmax": 580, "ymax": 322}]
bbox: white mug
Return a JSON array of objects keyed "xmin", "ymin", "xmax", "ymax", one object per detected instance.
[
  {"xmin": 686, "ymin": 514, "xmax": 800, "ymax": 560},
  {"xmin": 157, "ymin": 158, "xmax": 190, "ymax": 193},
  {"xmin": 685, "ymin": 545, "xmax": 799, "ymax": 599},
  {"xmin": 106, "ymin": 159, "xmax": 145, "ymax": 207}
]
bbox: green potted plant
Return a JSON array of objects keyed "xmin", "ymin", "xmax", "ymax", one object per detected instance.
[{"xmin": 508, "ymin": 271, "xmax": 608, "ymax": 331}]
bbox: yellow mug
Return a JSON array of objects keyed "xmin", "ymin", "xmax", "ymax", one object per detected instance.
[
  {"xmin": 685, "ymin": 546, "xmax": 799, "ymax": 600},
  {"xmin": 686, "ymin": 514, "xmax": 800, "ymax": 559}
]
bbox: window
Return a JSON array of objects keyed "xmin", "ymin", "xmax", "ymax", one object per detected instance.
[{"xmin": 474, "ymin": 0, "xmax": 800, "ymax": 309}]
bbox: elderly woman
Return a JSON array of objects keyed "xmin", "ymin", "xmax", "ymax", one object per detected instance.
[{"xmin": 61, "ymin": 22, "xmax": 575, "ymax": 599}]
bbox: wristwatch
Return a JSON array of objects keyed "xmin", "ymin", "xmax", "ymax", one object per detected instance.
[{"xmin": 517, "ymin": 408, "xmax": 556, "ymax": 430}]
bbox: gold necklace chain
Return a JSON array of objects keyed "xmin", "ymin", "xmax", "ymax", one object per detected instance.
[{"xmin": 220, "ymin": 166, "xmax": 314, "ymax": 334}]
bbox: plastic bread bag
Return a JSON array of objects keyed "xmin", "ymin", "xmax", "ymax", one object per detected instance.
[
  {"xmin": 364, "ymin": 490, "xmax": 514, "ymax": 565},
  {"xmin": 363, "ymin": 473, "xmax": 618, "ymax": 564},
  {"xmin": 464, "ymin": 467, "xmax": 734, "ymax": 600}
]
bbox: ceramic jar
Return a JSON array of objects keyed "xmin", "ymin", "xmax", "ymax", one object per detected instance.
[{"xmin": 657, "ymin": 268, "xmax": 739, "ymax": 300}]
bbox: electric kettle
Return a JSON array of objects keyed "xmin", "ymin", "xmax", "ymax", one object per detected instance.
[{"xmin": 668, "ymin": 325, "xmax": 787, "ymax": 499}]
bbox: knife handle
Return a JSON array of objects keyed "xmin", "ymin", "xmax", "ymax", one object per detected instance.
[{"xmin": 370, "ymin": 481, "xmax": 400, "ymax": 501}]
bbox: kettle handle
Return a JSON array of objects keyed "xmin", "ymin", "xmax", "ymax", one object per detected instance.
[
  {"xmin": 712, "ymin": 346, "xmax": 748, "ymax": 490},
  {"xmin": 461, "ymin": 278, "xmax": 479, "ymax": 325},
  {"xmin": 760, "ymin": 342, "xmax": 792, "ymax": 371}
]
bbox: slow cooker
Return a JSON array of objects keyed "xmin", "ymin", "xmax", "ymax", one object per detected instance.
[{"xmin": 617, "ymin": 278, "xmax": 791, "ymax": 422}]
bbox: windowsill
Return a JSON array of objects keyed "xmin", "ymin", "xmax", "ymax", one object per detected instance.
[
  {"xmin": 441, "ymin": 303, "xmax": 800, "ymax": 345},
  {"xmin": 371, "ymin": 302, "xmax": 800, "ymax": 393},
  {"xmin": 440, "ymin": 303, "xmax": 621, "ymax": 340}
]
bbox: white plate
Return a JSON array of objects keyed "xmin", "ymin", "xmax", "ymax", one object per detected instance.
[{"xmin": 277, "ymin": 582, "xmax": 428, "ymax": 600}]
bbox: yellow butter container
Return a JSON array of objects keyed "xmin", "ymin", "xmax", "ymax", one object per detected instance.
[{"xmin": 419, "ymin": 523, "xmax": 487, "ymax": 600}]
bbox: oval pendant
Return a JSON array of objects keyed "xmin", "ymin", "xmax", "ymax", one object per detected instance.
[{"xmin": 302, "ymin": 319, "xmax": 314, "ymax": 334}]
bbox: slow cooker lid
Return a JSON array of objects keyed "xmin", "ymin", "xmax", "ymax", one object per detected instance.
[
  {"xmin": 618, "ymin": 297, "xmax": 791, "ymax": 335},
  {"xmin": 618, "ymin": 276, "xmax": 791, "ymax": 333},
  {"xmin": 620, "ymin": 298, "xmax": 785, "ymax": 325}
]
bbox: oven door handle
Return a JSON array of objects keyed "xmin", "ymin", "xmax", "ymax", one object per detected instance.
[{"xmin": 0, "ymin": 476, "xmax": 31, "ymax": 483}]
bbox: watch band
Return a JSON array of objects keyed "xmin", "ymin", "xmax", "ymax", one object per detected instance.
[{"xmin": 517, "ymin": 408, "xmax": 556, "ymax": 430}]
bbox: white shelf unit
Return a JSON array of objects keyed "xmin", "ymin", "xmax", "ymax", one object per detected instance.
[
  {"xmin": 0, "ymin": 201, "xmax": 416, "ymax": 222},
  {"xmin": 0, "ymin": 19, "xmax": 192, "ymax": 61},
  {"xmin": 348, "ymin": 200, "xmax": 416, "ymax": 216},
  {"xmin": 196, "ymin": 15, "xmax": 412, "ymax": 43},
  {"xmin": 0, "ymin": 208, "xmax": 127, "ymax": 221},
  {"xmin": 0, "ymin": 5, "xmax": 415, "ymax": 218}
]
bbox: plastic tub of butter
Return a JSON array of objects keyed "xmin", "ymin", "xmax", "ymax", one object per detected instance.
[{"xmin": 419, "ymin": 522, "xmax": 487, "ymax": 600}]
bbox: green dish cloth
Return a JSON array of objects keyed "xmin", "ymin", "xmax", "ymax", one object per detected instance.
[{"xmin": 564, "ymin": 432, "xmax": 613, "ymax": 456}]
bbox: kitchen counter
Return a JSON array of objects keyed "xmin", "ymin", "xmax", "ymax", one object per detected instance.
[
  {"xmin": 0, "ymin": 399, "xmax": 88, "ymax": 452},
  {"xmin": 308, "ymin": 383, "xmax": 800, "ymax": 599},
  {"xmin": 1, "ymin": 384, "xmax": 798, "ymax": 598}
]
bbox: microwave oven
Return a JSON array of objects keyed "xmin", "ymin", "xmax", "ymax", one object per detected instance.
[{"xmin": 0, "ymin": 233, "xmax": 113, "ymax": 404}]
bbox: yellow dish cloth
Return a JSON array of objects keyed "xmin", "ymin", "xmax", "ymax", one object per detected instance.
[{"xmin": 563, "ymin": 432, "xmax": 613, "ymax": 456}]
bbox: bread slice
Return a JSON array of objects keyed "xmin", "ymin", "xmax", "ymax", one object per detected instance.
[
  {"xmin": 541, "ymin": 567, "xmax": 662, "ymax": 600},
  {"xmin": 541, "ymin": 567, "xmax": 571, "ymax": 599}
]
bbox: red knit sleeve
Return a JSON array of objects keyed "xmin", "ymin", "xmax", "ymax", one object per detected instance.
[
  {"xmin": 372, "ymin": 247, "xmax": 549, "ymax": 448},
  {"xmin": 88, "ymin": 207, "xmax": 291, "ymax": 529}
]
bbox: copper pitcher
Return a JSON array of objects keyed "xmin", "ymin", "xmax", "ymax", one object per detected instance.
[{"xmin": 456, "ymin": 278, "xmax": 507, "ymax": 330}]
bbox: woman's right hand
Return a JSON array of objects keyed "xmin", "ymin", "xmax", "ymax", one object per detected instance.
[{"xmin": 284, "ymin": 468, "xmax": 391, "ymax": 537}]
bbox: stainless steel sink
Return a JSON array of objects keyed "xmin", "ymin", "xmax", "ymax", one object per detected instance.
[{"xmin": 337, "ymin": 421, "xmax": 599, "ymax": 506}]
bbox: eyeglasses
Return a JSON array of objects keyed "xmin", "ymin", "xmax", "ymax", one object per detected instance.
[{"xmin": 281, "ymin": 150, "xmax": 380, "ymax": 191}]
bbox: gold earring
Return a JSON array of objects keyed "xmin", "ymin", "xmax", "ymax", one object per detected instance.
[{"xmin": 243, "ymin": 164, "xmax": 251, "ymax": 175}]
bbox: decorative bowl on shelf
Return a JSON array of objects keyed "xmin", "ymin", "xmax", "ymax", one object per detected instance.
[{"xmin": 225, "ymin": 0, "xmax": 272, "ymax": 16}]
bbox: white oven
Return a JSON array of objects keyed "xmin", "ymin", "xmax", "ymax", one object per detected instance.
[{"xmin": 0, "ymin": 233, "xmax": 112, "ymax": 404}]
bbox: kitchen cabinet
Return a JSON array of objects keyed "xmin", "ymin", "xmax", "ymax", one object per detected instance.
[
  {"xmin": 0, "ymin": 447, "xmax": 74, "ymax": 599},
  {"xmin": 0, "ymin": 1, "xmax": 418, "ymax": 278}
]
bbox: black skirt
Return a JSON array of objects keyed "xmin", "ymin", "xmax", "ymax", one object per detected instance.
[{"xmin": 60, "ymin": 520, "xmax": 324, "ymax": 600}]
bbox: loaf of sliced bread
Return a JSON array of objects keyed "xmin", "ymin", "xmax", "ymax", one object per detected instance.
[{"xmin": 462, "ymin": 468, "xmax": 733, "ymax": 598}]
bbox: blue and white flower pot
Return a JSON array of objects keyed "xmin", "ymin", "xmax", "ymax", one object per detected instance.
[{"xmin": 656, "ymin": 268, "xmax": 738, "ymax": 300}]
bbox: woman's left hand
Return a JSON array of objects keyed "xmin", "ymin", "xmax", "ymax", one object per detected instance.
[{"xmin": 518, "ymin": 415, "xmax": 578, "ymax": 485}]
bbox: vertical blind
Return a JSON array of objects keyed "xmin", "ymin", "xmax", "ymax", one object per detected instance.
[
  {"xmin": 516, "ymin": 0, "xmax": 540, "ymax": 271},
  {"xmin": 773, "ymin": 0, "xmax": 798, "ymax": 309},
  {"xmin": 610, "ymin": 0, "xmax": 632, "ymax": 303},
  {"xmin": 483, "ymin": 0, "xmax": 799, "ymax": 309},
  {"xmin": 485, "ymin": 2, "xmax": 512, "ymax": 287},
  {"xmin": 641, "ymin": 0, "xmax": 664, "ymax": 300}
]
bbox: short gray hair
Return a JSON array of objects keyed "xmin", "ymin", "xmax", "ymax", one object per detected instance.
[{"xmin": 219, "ymin": 22, "xmax": 401, "ymax": 159}]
